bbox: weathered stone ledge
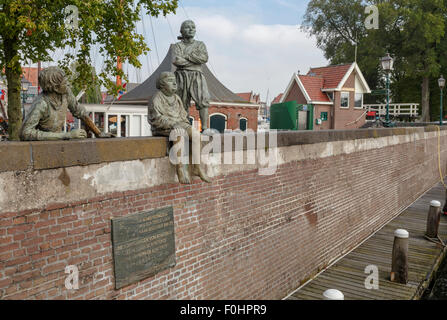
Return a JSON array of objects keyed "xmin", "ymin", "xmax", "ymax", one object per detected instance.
[{"xmin": 0, "ymin": 126, "xmax": 444, "ymax": 172}]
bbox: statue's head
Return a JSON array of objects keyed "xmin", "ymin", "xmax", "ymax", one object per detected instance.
[
  {"xmin": 156, "ymin": 72, "xmax": 177, "ymax": 96},
  {"xmin": 179, "ymin": 20, "xmax": 196, "ymax": 40},
  {"xmin": 39, "ymin": 66, "xmax": 68, "ymax": 95}
]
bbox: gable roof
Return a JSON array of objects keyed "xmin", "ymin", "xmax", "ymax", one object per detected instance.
[
  {"xmin": 280, "ymin": 73, "xmax": 333, "ymax": 105},
  {"xmin": 308, "ymin": 64, "xmax": 352, "ymax": 90},
  {"xmin": 298, "ymin": 75, "xmax": 331, "ymax": 103},
  {"xmin": 271, "ymin": 93, "xmax": 283, "ymax": 105},
  {"xmin": 236, "ymin": 92, "xmax": 253, "ymax": 102},
  {"xmin": 118, "ymin": 44, "xmax": 246, "ymax": 105},
  {"xmin": 281, "ymin": 62, "xmax": 371, "ymax": 105}
]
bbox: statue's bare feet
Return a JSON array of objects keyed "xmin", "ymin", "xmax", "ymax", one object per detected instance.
[
  {"xmin": 177, "ymin": 164, "xmax": 191, "ymax": 184},
  {"xmin": 193, "ymin": 165, "xmax": 211, "ymax": 183}
]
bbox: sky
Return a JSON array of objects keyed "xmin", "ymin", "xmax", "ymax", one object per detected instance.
[{"xmin": 44, "ymin": 0, "xmax": 328, "ymax": 104}]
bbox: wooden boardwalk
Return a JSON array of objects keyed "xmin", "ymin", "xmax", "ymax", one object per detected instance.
[{"xmin": 286, "ymin": 183, "xmax": 447, "ymax": 300}]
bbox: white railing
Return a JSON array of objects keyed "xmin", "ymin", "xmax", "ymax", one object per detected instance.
[{"xmin": 364, "ymin": 103, "xmax": 419, "ymax": 117}]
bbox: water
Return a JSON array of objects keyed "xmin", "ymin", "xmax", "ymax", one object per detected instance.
[{"xmin": 423, "ymin": 252, "xmax": 447, "ymax": 300}]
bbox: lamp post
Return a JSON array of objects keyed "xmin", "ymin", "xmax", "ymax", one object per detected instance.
[
  {"xmin": 380, "ymin": 53, "xmax": 394, "ymax": 126},
  {"xmin": 439, "ymin": 75, "xmax": 445, "ymax": 126},
  {"xmin": 21, "ymin": 76, "xmax": 30, "ymax": 120}
]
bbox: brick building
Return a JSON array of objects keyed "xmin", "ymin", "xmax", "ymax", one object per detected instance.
[
  {"xmin": 280, "ymin": 62, "xmax": 371, "ymax": 130},
  {"xmin": 236, "ymin": 91, "xmax": 268, "ymax": 121},
  {"xmin": 118, "ymin": 45, "xmax": 260, "ymax": 133}
]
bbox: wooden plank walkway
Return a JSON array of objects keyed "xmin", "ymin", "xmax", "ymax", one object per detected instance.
[{"xmin": 286, "ymin": 182, "xmax": 447, "ymax": 300}]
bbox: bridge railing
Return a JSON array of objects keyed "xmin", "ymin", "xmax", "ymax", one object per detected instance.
[{"xmin": 364, "ymin": 103, "xmax": 420, "ymax": 117}]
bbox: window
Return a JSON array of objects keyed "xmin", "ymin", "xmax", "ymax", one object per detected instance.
[
  {"xmin": 355, "ymin": 93, "xmax": 363, "ymax": 109},
  {"xmin": 130, "ymin": 115, "xmax": 141, "ymax": 137},
  {"xmin": 320, "ymin": 112, "xmax": 328, "ymax": 121},
  {"xmin": 341, "ymin": 92, "xmax": 350, "ymax": 108},
  {"xmin": 108, "ymin": 115, "xmax": 118, "ymax": 136},
  {"xmin": 121, "ymin": 115, "xmax": 129, "ymax": 137},
  {"xmin": 239, "ymin": 118, "xmax": 247, "ymax": 131},
  {"xmin": 94, "ymin": 113, "xmax": 105, "ymax": 131}
]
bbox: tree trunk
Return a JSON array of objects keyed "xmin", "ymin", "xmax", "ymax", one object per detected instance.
[
  {"xmin": 4, "ymin": 37, "xmax": 22, "ymax": 141},
  {"xmin": 421, "ymin": 76, "xmax": 430, "ymax": 122}
]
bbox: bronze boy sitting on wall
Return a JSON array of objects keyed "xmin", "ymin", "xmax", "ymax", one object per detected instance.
[
  {"xmin": 20, "ymin": 66, "xmax": 111, "ymax": 141},
  {"xmin": 148, "ymin": 72, "xmax": 210, "ymax": 184}
]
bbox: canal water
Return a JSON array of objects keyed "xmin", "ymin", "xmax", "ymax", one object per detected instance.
[{"xmin": 423, "ymin": 251, "xmax": 447, "ymax": 300}]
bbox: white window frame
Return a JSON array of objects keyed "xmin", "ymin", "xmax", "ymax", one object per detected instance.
[
  {"xmin": 354, "ymin": 93, "xmax": 364, "ymax": 109},
  {"xmin": 340, "ymin": 92, "xmax": 350, "ymax": 109}
]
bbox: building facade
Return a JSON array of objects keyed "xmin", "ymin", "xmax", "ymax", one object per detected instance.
[
  {"xmin": 117, "ymin": 45, "xmax": 260, "ymax": 134},
  {"xmin": 280, "ymin": 63, "xmax": 371, "ymax": 130}
]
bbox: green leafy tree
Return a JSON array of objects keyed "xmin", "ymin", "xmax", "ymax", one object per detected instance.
[
  {"xmin": 303, "ymin": 0, "xmax": 447, "ymax": 121},
  {"xmin": 0, "ymin": 0, "xmax": 178, "ymax": 140}
]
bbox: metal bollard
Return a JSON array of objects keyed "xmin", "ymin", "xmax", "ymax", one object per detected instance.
[
  {"xmin": 426, "ymin": 200, "xmax": 441, "ymax": 239},
  {"xmin": 323, "ymin": 289, "xmax": 344, "ymax": 300},
  {"xmin": 390, "ymin": 229, "xmax": 409, "ymax": 284}
]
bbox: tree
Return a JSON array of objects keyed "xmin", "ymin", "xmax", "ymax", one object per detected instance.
[
  {"xmin": 0, "ymin": 0, "xmax": 178, "ymax": 140},
  {"xmin": 303, "ymin": 0, "xmax": 447, "ymax": 121},
  {"xmin": 69, "ymin": 62, "xmax": 102, "ymax": 104}
]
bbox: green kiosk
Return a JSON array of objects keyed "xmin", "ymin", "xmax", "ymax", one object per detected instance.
[{"xmin": 270, "ymin": 101, "xmax": 314, "ymax": 130}]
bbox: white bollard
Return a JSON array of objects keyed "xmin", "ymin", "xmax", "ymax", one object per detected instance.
[
  {"xmin": 391, "ymin": 229, "xmax": 409, "ymax": 284},
  {"xmin": 323, "ymin": 289, "xmax": 344, "ymax": 300},
  {"xmin": 426, "ymin": 200, "xmax": 441, "ymax": 238}
]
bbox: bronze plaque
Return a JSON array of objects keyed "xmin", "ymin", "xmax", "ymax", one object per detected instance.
[{"xmin": 111, "ymin": 207, "xmax": 176, "ymax": 289}]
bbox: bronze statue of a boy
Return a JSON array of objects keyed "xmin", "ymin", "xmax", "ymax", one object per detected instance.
[
  {"xmin": 148, "ymin": 72, "xmax": 210, "ymax": 184},
  {"xmin": 173, "ymin": 20, "xmax": 211, "ymax": 132},
  {"xmin": 20, "ymin": 66, "xmax": 111, "ymax": 141}
]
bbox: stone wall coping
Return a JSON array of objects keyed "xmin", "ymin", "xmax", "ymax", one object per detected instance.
[{"xmin": 0, "ymin": 126, "xmax": 444, "ymax": 172}]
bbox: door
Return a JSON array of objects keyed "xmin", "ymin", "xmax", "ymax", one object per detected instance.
[
  {"xmin": 298, "ymin": 111, "xmax": 307, "ymax": 130},
  {"xmin": 210, "ymin": 114, "xmax": 226, "ymax": 133}
]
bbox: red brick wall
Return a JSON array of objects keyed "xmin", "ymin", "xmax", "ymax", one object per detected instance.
[
  {"xmin": 314, "ymin": 105, "xmax": 332, "ymax": 130},
  {"xmin": 333, "ymin": 91, "xmax": 366, "ymax": 129},
  {"xmin": 284, "ymin": 81, "xmax": 307, "ymax": 105},
  {"xmin": 189, "ymin": 104, "xmax": 258, "ymax": 132},
  {"xmin": 342, "ymin": 72, "xmax": 355, "ymax": 89},
  {"xmin": 1, "ymin": 131, "xmax": 446, "ymax": 300}
]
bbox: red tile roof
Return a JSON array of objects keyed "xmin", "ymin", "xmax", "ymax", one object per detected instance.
[
  {"xmin": 298, "ymin": 75, "xmax": 331, "ymax": 103},
  {"xmin": 236, "ymin": 92, "xmax": 253, "ymax": 102},
  {"xmin": 272, "ymin": 93, "xmax": 283, "ymax": 104},
  {"xmin": 308, "ymin": 63, "xmax": 352, "ymax": 89}
]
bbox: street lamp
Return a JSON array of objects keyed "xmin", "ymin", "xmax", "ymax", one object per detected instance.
[
  {"xmin": 439, "ymin": 75, "xmax": 445, "ymax": 126},
  {"xmin": 380, "ymin": 53, "xmax": 394, "ymax": 126},
  {"xmin": 21, "ymin": 76, "xmax": 30, "ymax": 120}
]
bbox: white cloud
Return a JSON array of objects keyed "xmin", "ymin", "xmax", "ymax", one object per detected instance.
[{"xmin": 133, "ymin": 6, "xmax": 328, "ymax": 103}]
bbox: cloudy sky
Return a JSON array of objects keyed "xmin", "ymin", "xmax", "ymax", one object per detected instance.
[
  {"xmin": 131, "ymin": 0, "xmax": 328, "ymax": 103},
  {"xmin": 40, "ymin": 0, "xmax": 328, "ymax": 103}
]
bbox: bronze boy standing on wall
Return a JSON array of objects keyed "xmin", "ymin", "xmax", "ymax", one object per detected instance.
[
  {"xmin": 20, "ymin": 67, "xmax": 111, "ymax": 141},
  {"xmin": 173, "ymin": 20, "xmax": 211, "ymax": 132}
]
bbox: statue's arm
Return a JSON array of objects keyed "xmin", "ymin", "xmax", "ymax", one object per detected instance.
[
  {"xmin": 68, "ymin": 91, "xmax": 112, "ymax": 138},
  {"xmin": 173, "ymin": 44, "xmax": 193, "ymax": 68},
  {"xmin": 67, "ymin": 90, "xmax": 89, "ymax": 120},
  {"xmin": 148, "ymin": 101, "xmax": 177, "ymax": 130},
  {"xmin": 20, "ymin": 102, "xmax": 69, "ymax": 141},
  {"xmin": 187, "ymin": 42, "xmax": 209, "ymax": 65}
]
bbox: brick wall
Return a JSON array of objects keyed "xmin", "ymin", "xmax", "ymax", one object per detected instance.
[
  {"xmin": 1, "ymin": 128, "xmax": 446, "ymax": 300},
  {"xmin": 333, "ymin": 91, "xmax": 366, "ymax": 129},
  {"xmin": 190, "ymin": 104, "xmax": 259, "ymax": 132},
  {"xmin": 284, "ymin": 81, "xmax": 307, "ymax": 105}
]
